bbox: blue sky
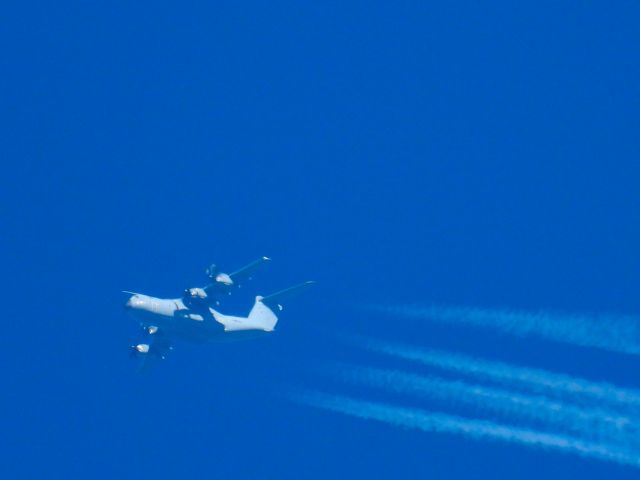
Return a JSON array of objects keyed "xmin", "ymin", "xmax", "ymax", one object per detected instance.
[{"xmin": 2, "ymin": 1, "xmax": 639, "ymax": 478}]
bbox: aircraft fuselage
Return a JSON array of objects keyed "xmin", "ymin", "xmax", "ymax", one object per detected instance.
[{"xmin": 125, "ymin": 293, "xmax": 268, "ymax": 343}]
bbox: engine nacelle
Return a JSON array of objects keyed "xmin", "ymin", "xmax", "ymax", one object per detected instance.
[
  {"xmin": 183, "ymin": 287, "xmax": 208, "ymax": 307},
  {"xmin": 186, "ymin": 287, "xmax": 207, "ymax": 299},
  {"xmin": 215, "ymin": 273, "xmax": 233, "ymax": 286},
  {"xmin": 130, "ymin": 343, "xmax": 150, "ymax": 356}
]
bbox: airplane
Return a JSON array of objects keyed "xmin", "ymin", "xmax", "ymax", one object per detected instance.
[{"xmin": 124, "ymin": 257, "xmax": 314, "ymax": 368}]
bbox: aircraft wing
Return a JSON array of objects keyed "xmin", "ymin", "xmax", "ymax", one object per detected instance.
[
  {"xmin": 228, "ymin": 256, "xmax": 271, "ymax": 286},
  {"xmin": 197, "ymin": 257, "xmax": 270, "ymax": 304}
]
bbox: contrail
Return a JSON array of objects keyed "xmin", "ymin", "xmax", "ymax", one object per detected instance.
[
  {"xmin": 289, "ymin": 389, "xmax": 640, "ymax": 469},
  {"xmin": 324, "ymin": 363, "xmax": 639, "ymax": 446},
  {"xmin": 375, "ymin": 305, "xmax": 640, "ymax": 356},
  {"xmin": 360, "ymin": 338, "xmax": 640, "ymax": 414}
]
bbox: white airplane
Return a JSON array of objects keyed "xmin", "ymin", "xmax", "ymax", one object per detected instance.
[{"xmin": 124, "ymin": 257, "xmax": 314, "ymax": 369}]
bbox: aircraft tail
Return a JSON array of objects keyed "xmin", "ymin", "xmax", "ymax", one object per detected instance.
[{"xmin": 247, "ymin": 281, "xmax": 315, "ymax": 331}]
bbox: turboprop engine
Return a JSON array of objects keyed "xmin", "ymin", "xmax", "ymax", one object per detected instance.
[{"xmin": 183, "ymin": 287, "xmax": 208, "ymax": 307}]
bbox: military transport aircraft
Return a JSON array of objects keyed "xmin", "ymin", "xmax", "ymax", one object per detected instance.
[{"xmin": 124, "ymin": 257, "xmax": 314, "ymax": 368}]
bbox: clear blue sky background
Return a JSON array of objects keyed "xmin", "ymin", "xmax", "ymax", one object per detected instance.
[{"xmin": 2, "ymin": 1, "xmax": 639, "ymax": 478}]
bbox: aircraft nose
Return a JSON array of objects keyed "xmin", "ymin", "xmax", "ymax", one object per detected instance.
[
  {"xmin": 125, "ymin": 295, "xmax": 140, "ymax": 309},
  {"xmin": 124, "ymin": 293, "xmax": 147, "ymax": 311}
]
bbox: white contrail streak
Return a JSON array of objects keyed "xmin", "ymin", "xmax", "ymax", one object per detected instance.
[
  {"xmin": 375, "ymin": 305, "xmax": 640, "ymax": 356},
  {"xmin": 289, "ymin": 390, "xmax": 640, "ymax": 469},
  {"xmin": 361, "ymin": 338, "xmax": 640, "ymax": 415},
  {"xmin": 325, "ymin": 364, "xmax": 639, "ymax": 446}
]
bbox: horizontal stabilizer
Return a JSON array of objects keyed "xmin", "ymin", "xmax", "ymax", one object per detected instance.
[{"xmin": 260, "ymin": 281, "xmax": 315, "ymax": 311}]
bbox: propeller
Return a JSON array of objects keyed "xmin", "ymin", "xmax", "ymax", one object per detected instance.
[{"xmin": 205, "ymin": 263, "xmax": 219, "ymax": 279}]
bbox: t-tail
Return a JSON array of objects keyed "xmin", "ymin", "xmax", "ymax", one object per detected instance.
[{"xmin": 247, "ymin": 281, "xmax": 315, "ymax": 331}]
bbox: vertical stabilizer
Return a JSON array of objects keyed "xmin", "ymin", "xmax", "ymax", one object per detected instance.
[{"xmin": 247, "ymin": 297, "xmax": 279, "ymax": 331}]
